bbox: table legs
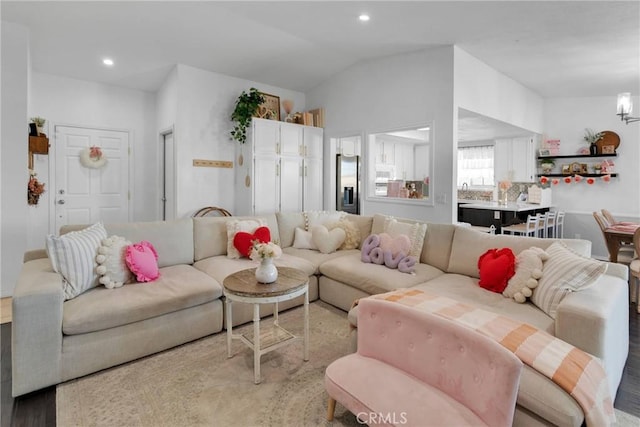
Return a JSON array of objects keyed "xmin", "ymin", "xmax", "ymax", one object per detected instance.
[
  {"xmin": 253, "ymin": 303, "xmax": 261, "ymax": 384},
  {"xmin": 304, "ymin": 289, "xmax": 309, "ymax": 361},
  {"xmin": 226, "ymin": 298, "xmax": 232, "ymax": 358}
]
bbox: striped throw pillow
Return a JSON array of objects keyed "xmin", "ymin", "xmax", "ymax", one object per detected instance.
[
  {"xmin": 46, "ymin": 222, "xmax": 108, "ymax": 300},
  {"xmin": 531, "ymin": 242, "xmax": 607, "ymax": 318}
]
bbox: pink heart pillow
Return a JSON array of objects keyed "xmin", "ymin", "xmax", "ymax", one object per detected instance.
[
  {"xmin": 125, "ymin": 241, "xmax": 159, "ymax": 282},
  {"xmin": 378, "ymin": 233, "xmax": 411, "ymax": 257}
]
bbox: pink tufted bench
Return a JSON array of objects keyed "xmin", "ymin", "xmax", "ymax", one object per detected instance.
[{"xmin": 325, "ymin": 299, "xmax": 523, "ymax": 426}]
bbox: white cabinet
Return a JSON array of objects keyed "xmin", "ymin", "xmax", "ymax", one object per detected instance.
[
  {"xmin": 375, "ymin": 140, "xmax": 395, "ymax": 165},
  {"xmin": 236, "ymin": 118, "xmax": 323, "ymax": 215},
  {"xmin": 494, "ymin": 137, "xmax": 535, "ymax": 183}
]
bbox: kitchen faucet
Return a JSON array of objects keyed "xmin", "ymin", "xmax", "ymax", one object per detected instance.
[{"xmin": 462, "ymin": 182, "xmax": 468, "ymax": 191}]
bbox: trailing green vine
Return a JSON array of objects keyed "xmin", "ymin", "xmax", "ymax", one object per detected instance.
[{"xmin": 230, "ymin": 88, "xmax": 264, "ymax": 144}]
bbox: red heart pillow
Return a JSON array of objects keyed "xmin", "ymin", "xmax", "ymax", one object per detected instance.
[
  {"xmin": 233, "ymin": 226, "xmax": 271, "ymax": 258},
  {"xmin": 478, "ymin": 248, "xmax": 516, "ymax": 293}
]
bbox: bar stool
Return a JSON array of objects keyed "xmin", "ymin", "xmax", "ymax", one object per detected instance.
[
  {"xmin": 501, "ymin": 214, "xmax": 540, "ymax": 237},
  {"xmin": 554, "ymin": 211, "xmax": 565, "ymax": 238},
  {"xmin": 539, "ymin": 211, "xmax": 556, "ymax": 238}
]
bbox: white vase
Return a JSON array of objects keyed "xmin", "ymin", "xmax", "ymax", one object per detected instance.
[{"xmin": 255, "ymin": 258, "xmax": 278, "ymax": 284}]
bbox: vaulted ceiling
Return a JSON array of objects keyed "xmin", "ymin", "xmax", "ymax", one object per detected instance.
[{"xmin": 3, "ymin": 1, "xmax": 639, "ymax": 98}]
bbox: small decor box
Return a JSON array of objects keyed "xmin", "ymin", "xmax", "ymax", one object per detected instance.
[
  {"xmin": 527, "ymin": 185, "xmax": 552, "ymax": 205},
  {"xmin": 542, "ymin": 139, "xmax": 560, "ymax": 155}
]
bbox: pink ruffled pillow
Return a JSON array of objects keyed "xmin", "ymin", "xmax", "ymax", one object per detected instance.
[{"xmin": 125, "ymin": 241, "xmax": 159, "ymax": 282}]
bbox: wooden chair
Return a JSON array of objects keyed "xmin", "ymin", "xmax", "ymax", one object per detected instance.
[
  {"xmin": 501, "ymin": 214, "xmax": 540, "ymax": 237},
  {"xmin": 601, "ymin": 209, "xmax": 616, "ymax": 225},
  {"xmin": 554, "ymin": 211, "xmax": 565, "ymax": 238},
  {"xmin": 593, "ymin": 211, "xmax": 634, "ymax": 264},
  {"xmin": 630, "ymin": 228, "xmax": 640, "ymax": 313},
  {"xmin": 192, "ymin": 206, "xmax": 232, "ymax": 217}
]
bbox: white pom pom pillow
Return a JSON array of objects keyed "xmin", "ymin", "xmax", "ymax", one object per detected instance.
[{"xmin": 95, "ymin": 235, "xmax": 133, "ymax": 289}]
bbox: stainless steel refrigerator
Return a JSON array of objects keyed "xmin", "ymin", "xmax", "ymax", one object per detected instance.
[{"xmin": 336, "ymin": 154, "xmax": 360, "ymax": 214}]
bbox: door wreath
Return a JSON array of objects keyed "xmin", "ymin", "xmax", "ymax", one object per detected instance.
[{"xmin": 80, "ymin": 146, "xmax": 108, "ymax": 169}]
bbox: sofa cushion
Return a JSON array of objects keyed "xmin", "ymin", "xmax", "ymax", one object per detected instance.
[
  {"xmin": 282, "ymin": 247, "xmax": 357, "ymax": 274},
  {"xmin": 447, "ymin": 226, "xmax": 592, "ymax": 278},
  {"xmin": 226, "ymin": 218, "xmax": 267, "ymax": 259},
  {"xmin": 275, "ymin": 212, "xmax": 306, "ymax": 248},
  {"xmin": 319, "ymin": 252, "xmax": 444, "ymax": 295},
  {"xmin": 411, "ymin": 274, "xmax": 555, "ymax": 333},
  {"xmin": 345, "ymin": 214, "xmax": 373, "ymax": 249},
  {"xmin": 193, "ymin": 215, "xmax": 280, "ymax": 261},
  {"xmin": 383, "ymin": 216, "xmax": 427, "ymax": 258},
  {"xmin": 62, "ymin": 264, "xmax": 222, "ymax": 335},
  {"xmin": 99, "ymin": 219, "xmax": 194, "ymax": 268},
  {"xmin": 194, "ymin": 253, "xmax": 315, "ymax": 285}
]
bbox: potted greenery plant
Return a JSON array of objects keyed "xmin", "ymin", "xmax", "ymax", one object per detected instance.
[
  {"xmin": 539, "ymin": 158, "xmax": 555, "ymax": 174},
  {"xmin": 31, "ymin": 116, "xmax": 46, "ymax": 136},
  {"xmin": 583, "ymin": 128, "xmax": 604, "ymax": 155},
  {"xmin": 230, "ymin": 88, "xmax": 264, "ymax": 144}
]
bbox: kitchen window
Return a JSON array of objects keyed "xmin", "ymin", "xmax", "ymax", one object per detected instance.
[{"xmin": 457, "ymin": 145, "xmax": 494, "ymax": 188}]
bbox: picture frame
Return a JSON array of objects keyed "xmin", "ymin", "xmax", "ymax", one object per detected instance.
[
  {"xmin": 258, "ymin": 92, "xmax": 281, "ymax": 121},
  {"xmin": 561, "ymin": 164, "xmax": 571, "ymax": 175},
  {"xmin": 538, "ymin": 149, "xmax": 551, "ymax": 157},
  {"xmin": 569, "ymin": 162, "xmax": 588, "ymax": 174},
  {"xmin": 602, "ymin": 145, "xmax": 615, "ymax": 154}
]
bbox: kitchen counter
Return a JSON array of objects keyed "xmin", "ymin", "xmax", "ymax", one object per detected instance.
[
  {"xmin": 459, "ymin": 201, "xmax": 553, "ymax": 212},
  {"xmin": 458, "ymin": 201, "xmax": 552, "ymax": 232}
]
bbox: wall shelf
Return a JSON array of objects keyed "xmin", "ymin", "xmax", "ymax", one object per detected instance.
[
  {"xmin": 537, "ymin": 153, "xmax": 617, "ymax": 160},
  {"xmin": 536, "ymin": 173, "xmax": 618, "ymax": 178}
]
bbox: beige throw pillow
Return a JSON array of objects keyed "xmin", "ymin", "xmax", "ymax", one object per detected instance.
[
  {"xmin": 531, "ymin": 242, "xmax": 607, "ymax": 318},
  {"xmin": 383, "ymin": 217, "xmax": 427, "ymax": 258}
]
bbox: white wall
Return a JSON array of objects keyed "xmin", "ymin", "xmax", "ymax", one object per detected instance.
[
  {"xmin": 29, "ymin": 72, "xmax": 158, "ymax": 248},
  {"xmin": 306, "ymin": 47, "xmax": 456, "ymax": 224},
  {"xmin": 1, "ymin": 22, "xmax": 30, "ymax": 297},
  {"xmin": 454, "ymin": 47, "xmax": 545, "ymax": 134},
  {"xmin": 172, "ymin": 65, "xmax": 306, "ymax": 217},
  {"xmin": 543, "ymin": 96, "xmax": 640, "ymax": 258}
]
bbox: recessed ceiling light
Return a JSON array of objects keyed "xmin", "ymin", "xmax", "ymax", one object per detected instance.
[
  {"xmin": 358, "ymin": 14, "xmax": 370, "ymax": 22},
  {"xmin": 102, "ymin": 58, "xmax": 114, "ymax": 66}
]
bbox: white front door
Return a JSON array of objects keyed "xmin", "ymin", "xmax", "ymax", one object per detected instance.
[{"xmin": 54, "ymin": 125, "xmax": 130, "ymax": 231}]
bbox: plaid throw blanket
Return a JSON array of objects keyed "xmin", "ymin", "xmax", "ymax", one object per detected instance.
[{"xmin": 366, "ymin": 289, "xmax": 615, "ymax": 426}]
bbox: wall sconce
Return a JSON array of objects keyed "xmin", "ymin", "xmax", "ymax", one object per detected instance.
[{"xmin": 617, "ymin": 92, "xmax": 640, "ymax": 124}]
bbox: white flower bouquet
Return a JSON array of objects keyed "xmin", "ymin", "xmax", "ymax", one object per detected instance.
[{"xmin": 249, "ymin": 241, "xmax": 282, "ymax": 261}]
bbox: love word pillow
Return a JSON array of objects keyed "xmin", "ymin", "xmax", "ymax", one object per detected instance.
[
  {"xmin": 361, "ymin": 234, "xmax": 417, "ymax": 274},
  {"xmin": 226, "ymin": 219, "xmax": 266, "ymax": 259},
  {"xmin": 96, "ymin": 235, "xmax": 133, "ymax": 289},
  {"xmin": 125, "ymin": 241, "xmax": 159, "ymax": 282},
  {"xmin": 292, "ymin": 227, "xmax": 318, "ymax": 250},
  {"xmin": 477, "ymin": 248, "xmax": 516, "ymax": 293},
  {"xmin": 311, "ymin": 225, "xmax": 346, "ymax": 254},
  {"xmin": 233, "ymin": 226, "xmax": 271, "ymax": 258},
  {"xmin": 503, "ymin": 247, "xmax": 549, "ymax": 303}
]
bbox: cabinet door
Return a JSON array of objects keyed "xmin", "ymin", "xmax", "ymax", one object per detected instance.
[
  {"xmin": 253, "ymin": 154, "xmax": 279, "ymax": 214},
  {"xmin": 280, "ymin": 123, "xmax": 303, "ymax": 157},
  {"xmin": 303, "ymin": 157, "xmax": 323, "ymax": 211},
  {"xmin": 304, "ymin": 126, "xmax": 323, "ymax": 159},
  {"xmin": 280, "ymin": 156, "xmax": 303, "ymax": 212},
  {"xmin": 253, "ymin": 119, "xmax": 280, "ymax": 155},
  {"xmin": 511, "ymin": 137, "xmax": 535, "ymax": 182},
  {"xmin": 494, "ymin": 139, "xmax": 510, "ymax": 182}
]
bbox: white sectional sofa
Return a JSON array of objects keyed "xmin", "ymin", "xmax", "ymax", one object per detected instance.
[{"xmin": 12, "ymin": 212, "xmax": 629, "ymax": 427}]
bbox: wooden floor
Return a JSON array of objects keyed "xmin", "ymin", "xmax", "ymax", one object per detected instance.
[
  {"xmin": 1, "ymin": 304, "xmax": 640, "ymax": 427},
  {"xmin": 1, "ymin": 298, "xmax": 12, "ymax": 325}
]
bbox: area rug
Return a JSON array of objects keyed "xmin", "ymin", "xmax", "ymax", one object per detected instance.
[{"xmin": 57, "ymin": 301, "xmax": 640, "ymax": 427}]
